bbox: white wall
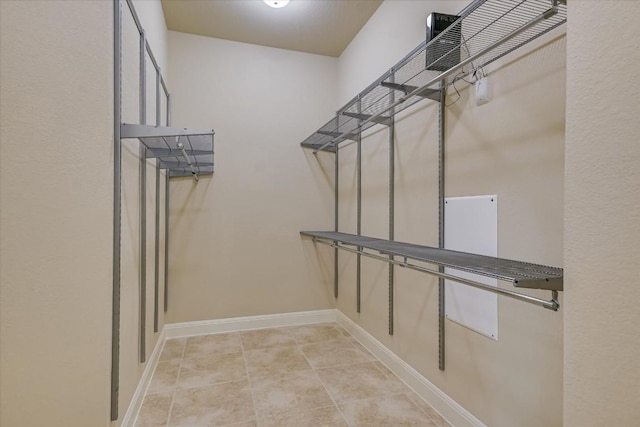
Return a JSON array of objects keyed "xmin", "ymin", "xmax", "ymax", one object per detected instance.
[
  {"xmin": 165, "ymin": 32, "xmax": 338, "ymax": 322},
  {"xmin": 333, "ymin": 1, "xmax": 565, "ymax": 426},
  {"xmin": 0, "ymin": 1, "xmax": 113, "ymax": 425},
  {"xmin": 564, "ymin": 2, "xmax": 640, "ymax": 425}
]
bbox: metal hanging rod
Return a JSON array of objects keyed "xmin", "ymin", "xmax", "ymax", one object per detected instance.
[
  {"xmin": 176, "ymin": 138, "xmax": 199, "ymax": 181},
  {"xmin": 314, "ymin": 239, "xmax": 559, "ymax": 311},
  {"xmin": 312, "ymin": 2, "xmax": 559, "ymax": 154}
]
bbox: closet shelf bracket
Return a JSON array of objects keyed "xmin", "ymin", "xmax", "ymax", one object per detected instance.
[
  {"xmin": 121, "ymin": 123, "xmax": 215, "ymax": 179},
  {"xmin": 342, "ymin": 112, "xmax": 392, "ymax": 127},
  {"xmin": 380, "ymin": 82, "xmax": 440, "ymax": 101},
  {"xmin": 299, "ymin": 0, "xmax": 567, "ymax": 154}
]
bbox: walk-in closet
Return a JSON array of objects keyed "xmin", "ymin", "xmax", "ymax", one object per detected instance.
[{"xmin": 1, "ymin": 0, "xmax": 639, "ymax": 426}]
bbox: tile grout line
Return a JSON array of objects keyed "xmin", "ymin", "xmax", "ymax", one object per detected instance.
[
  {"xmin": 316, "ymin": 324, "xmax": 441, "ymax": 424},
  {"xmin": 356, "ymin": 344, "xmax": 445, "ymax": 426},
  {"xmin": 248, "ymin": 323, "xmax": 355, "ymax": 424},
  {"xmin": 247, "ymin": 327, "xmax": 320, "ymax": 424},
  {"xmin": 164, "ymin": 338, "xmax": 186, "ymax": 426},
  {"xmin": 180, "ymin": 348, "xmax": 242, "ymax": 361},
  {"xmin": 153, "ymin": 323, "xmax": 440, "ymax": 427},
  {"xmin": 164, "ymin": 376, "xmax": 253, "ymax": 394},
  {"xmin": 299, "ymin": 324, "xmax": 354, "ymax": 427},
  {"xmin": 239, "ymin": 332, "xmax": 261, "ymax": 427}
]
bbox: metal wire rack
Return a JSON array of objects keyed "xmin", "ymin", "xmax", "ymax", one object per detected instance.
[
  {"xmin": 300, "ymin": 0, "xmax": 567, "ymax": 153},
  {"xmin": 121, "ymin": 123, "xmax": 215, "ymax": 179},
  {"xmin": 301, "ymin": 231, "xmax": 562, "ymax": 310}
]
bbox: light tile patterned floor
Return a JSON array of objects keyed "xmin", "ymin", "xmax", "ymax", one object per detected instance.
[{"xmin": 135, "ymin": 323, "xmax": 451, "ymax": 427}]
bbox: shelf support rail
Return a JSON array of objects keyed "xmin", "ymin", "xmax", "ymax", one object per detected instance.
[
  {"xmin": 311, "ymin": 238, "xmax": 560, "ymax": 312},
  {"xmin": 111, "ymin": 0, "xmax": 122, "ymax": 420},
  {"xmin": 388, "ymin": 75, "xmax": 395, "ymax": 336},
  {"xmin": 125, "ymin": 0, "xmax": 169, "ymax": 99},
  {"xmin": 112, "ymin": 0, "xmax": 174, "ymax": 419},
  {"xmin": 312, "ymin": 3, "xmax": 559, "ymax": 154},
  {"xmin": 438, "ymin": 81, "xmax": 446, "ymax": 371},
  {"xmin": 356, "ymin": 97, "xmax": 362, "ymax": 313},
  {"xmin": 333, "ymin": 114, "xmax": 340, "ymax": 299}
]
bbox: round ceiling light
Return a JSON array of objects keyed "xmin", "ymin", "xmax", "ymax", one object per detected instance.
[{"xmin": 264, "ymin": 0, "xmax": 289, "ymax": 8}]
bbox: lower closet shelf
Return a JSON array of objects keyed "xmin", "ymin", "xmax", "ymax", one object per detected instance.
[{"xmin": 300, "ymin": 231, "xmax": 563, "ymax": 292}]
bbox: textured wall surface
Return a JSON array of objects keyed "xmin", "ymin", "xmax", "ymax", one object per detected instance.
[
  {"xmin": 165, "ymin": 32, "xmax": 339, "ymax": 322},
  {"xmin": 0, "ymin": 0, "xmax": 170, "ymax": 425},
  {"xmin": 119, "ymin": 0, "xmax": 170, "ymax": 422},
  {"xmin": 564, "ymin": 2, "xmax": 640, "ymax": 425},
  {"xmin": 333, "ymin": 1, "xmax": 565, "ymax": 426},
  {"xmin": 0, "ymin": 1, "xmax": 113, "ymax": 425}
]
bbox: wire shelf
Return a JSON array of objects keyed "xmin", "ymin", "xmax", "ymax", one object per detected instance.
[
  {"xmin": 300, "ymin": 0, "xmax": 567, "ymax": 152},
  {"xmin": 121, "ymin": 124, "xmax": 215, "ymax": 178},
  {"xmin": 301, "ymin": 231, "xmax": 563, "ymax": 291}
]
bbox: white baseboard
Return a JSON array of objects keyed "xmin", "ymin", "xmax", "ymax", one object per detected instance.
[
  {"xmin": 335, "ymin": 311, "xmax": 486, "ymax": 427},
  {"xmin": 120, "ymin": 328, "xmax": 166, "ymax": 427},
  {"xmin": 122, "ymin": 308, "xmax": 481, "ymax": 427},
  {"xmin": 121, "ymin": 309, "xmax": 336, "ymax": 426},
  {"xmin": 164, "ymin": 309, "xmax": 337, "ymax": 339}
]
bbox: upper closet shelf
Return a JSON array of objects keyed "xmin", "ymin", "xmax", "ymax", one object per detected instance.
[
  {"xmin": 301, "ymin": 231, "xmax": 563, "ymax": 293},
  {"xmin": 121, "ymin": 123, "xmax": 214, "ymax": 178},
  {"xmin": 300, "ymin": 0, "xmax": 567, "ymax": 153}
]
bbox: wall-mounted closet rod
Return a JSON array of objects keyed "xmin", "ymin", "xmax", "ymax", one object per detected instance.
[
  {"xmin": 312, "ymin": 3, "xmax": 559, "ymax": 154},
  {"xmin": 125, "ymin": 0, "xmax": 169, "ymax": 98},
  {"xmin": 316, "ymin": 240, "xmax": 560, "ymax": 311}
]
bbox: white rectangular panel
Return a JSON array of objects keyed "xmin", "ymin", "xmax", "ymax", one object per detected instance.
[{"xmin": 444, "ymin": 195, "xmax": 498, "ymax": 340}]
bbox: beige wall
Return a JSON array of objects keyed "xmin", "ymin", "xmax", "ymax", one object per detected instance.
[
  {"xmin": 0, "ymin": 0, "xmax": 169, "ymax": 425},
  {"xmin": 119, "ymin": 0, "xmax": 170, "ymax": 423},
  {"xmin": 333, "ymin": 1, "xmax": 565, "ymax": 426},
  {"xmin": 0, "ymin": 1, "xmax": 113, "ymax": 425},
  {"xmin": 165, "ymin": 32, "xmax": 338, "ymax": 322},
  {"xmin": 564, "ymin": 2, "xmax": 640, "ymax": 425},
  {"xmin": 338, "ymin": 0, "xmax": 468, "ymax": 105}
]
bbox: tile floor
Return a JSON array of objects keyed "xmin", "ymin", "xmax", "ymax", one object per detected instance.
[{"xmin": 135, "ymin": 323, "xmax": 451, "ymax": 427}]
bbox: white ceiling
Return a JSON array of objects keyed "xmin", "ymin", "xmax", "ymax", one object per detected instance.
[{"xmin": 161, "ymin": 0, "xmax": 384, "ymax": 57}]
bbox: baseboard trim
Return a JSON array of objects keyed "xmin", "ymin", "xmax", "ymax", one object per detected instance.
[
  {"xmin": 122, "ymin": 308, "xmax": 481, "ymax": 427},
  {"xmin": 122, "ymin": 309, "xmax": 335, "ymax": 426},
  {"xmin": 336, "ymin": 311, "xmax": 486, "ymax": 427},
  {"xmin": 120, "ymin": 328, "xmax": 166, "ymax": 427},
  {"xmin": 163, "ymin": 309, "xmax": 337, "ymax": 339}
]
